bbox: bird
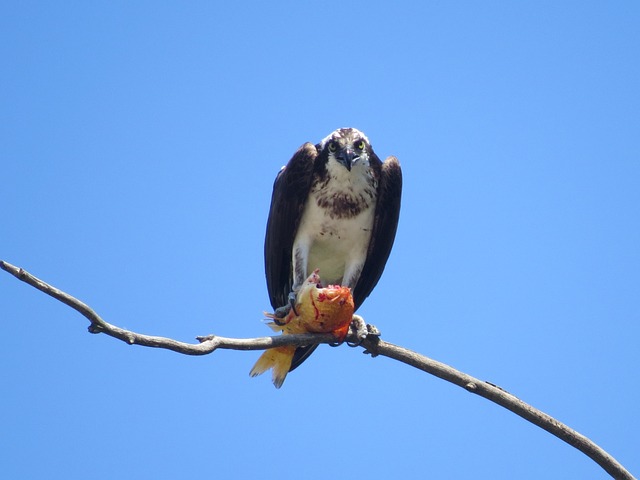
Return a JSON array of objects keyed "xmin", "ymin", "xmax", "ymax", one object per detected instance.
[{"xmin": 264, "ymin": 127, "xmax": 402, "ymax": 372}]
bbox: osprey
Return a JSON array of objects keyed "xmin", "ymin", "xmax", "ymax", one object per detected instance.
[{"xmin": 264, "ymin": 127, "xmax": 402, "ymax": 370}]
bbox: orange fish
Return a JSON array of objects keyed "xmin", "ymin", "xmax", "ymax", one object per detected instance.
[{"xmin": 250, "ymin": 269, "xmax": 354, "ymax": 388}]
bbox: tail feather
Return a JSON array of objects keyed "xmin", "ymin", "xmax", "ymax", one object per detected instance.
[{"xmin": 249, "ymin": 346, "xmax": 295, "ymax": 389}]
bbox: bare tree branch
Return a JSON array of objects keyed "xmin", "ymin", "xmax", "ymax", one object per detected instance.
[
  {"xmin": 1, "ymin": 260, "xmax": 635, "ymax": 480},
  {"xmin": 359, "ymin": 337, "xmax": 634, "ymax": 480},
  {"xmin": 0, "ymin": 260, "xmax": 338, "ymax": 354}
]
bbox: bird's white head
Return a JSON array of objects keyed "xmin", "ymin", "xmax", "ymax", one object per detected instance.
[{"xmin": 319, "ymin": 127, "xmax": 372, "ymax": 172}]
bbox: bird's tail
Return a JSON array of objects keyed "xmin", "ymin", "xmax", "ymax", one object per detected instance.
[{"xmin": 249, "ymin": 345, "xmax": 296, "ymax": 389}]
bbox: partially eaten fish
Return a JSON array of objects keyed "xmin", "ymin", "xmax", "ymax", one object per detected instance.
[{"xmin": 250, "ymin": 269, "xmax": 355, "ymax": 388}]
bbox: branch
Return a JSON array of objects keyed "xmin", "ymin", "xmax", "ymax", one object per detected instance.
[
  {"xmin": 0, "ymin": 260, "xmax": 338, "ymax": 354},
  {"xmin": 1, "ymin": 260, "xmax": 635, "ymax": 480},
  {"xmin": 359, "ymin": 337, "xmax": 634, "ymax": 480}
]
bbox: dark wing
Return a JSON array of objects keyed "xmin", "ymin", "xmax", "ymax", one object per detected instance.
[
  {"xmin": 352, "ymin": 155, "xmax": 402, "ymax": 309},
  {"xmin": 264, "ymin": 142, "xmax": 317, "ymax": 310}
]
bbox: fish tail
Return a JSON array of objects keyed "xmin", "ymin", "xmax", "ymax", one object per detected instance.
[{"xmin": 249, "ymin": 346, "xmax": 296, "ymax": 388}]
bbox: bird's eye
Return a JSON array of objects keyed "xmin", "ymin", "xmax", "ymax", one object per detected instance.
[
  {"xmin": 328, "ymin": 142, "xmax": 337, "ymax": 152},
  {"xmin": 356, "ymin": 140, "xmax": 365, "ymax": 150}
]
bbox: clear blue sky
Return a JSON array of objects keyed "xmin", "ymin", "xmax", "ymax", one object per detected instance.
[{"xmin": 2, "ymin": 2, "xmax": 638, "ymax": 479}]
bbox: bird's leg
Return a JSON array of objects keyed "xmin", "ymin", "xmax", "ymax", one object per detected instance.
[
  {"xmin": 288, "ymin": 290, "xmax": 299, "ymax": 316},
  {"xmin": 289, "ymin": 243, "xmax": 309, "ymax": 318},
  {"xmin": 346, "ymin": 315, "xmax": 380, "ymax": 347}
]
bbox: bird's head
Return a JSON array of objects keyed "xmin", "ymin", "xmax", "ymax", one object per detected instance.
[{"xmin": 319, "ymin": 128, "xmax": 372, "ymax": 172}]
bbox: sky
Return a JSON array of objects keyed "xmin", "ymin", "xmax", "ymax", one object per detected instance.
[{"xmin": 1, "ymin": 1, "xmax": 639, "ymax": 479}]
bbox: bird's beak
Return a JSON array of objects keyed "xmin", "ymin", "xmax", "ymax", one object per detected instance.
[{"xmin": 337, "ymin": 148, "xmax": 357, "ymax": 171}]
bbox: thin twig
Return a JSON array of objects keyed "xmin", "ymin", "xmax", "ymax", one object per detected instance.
[{"xmin": 1, "ymin": 260, "xmax": 635, "ymax": 480}]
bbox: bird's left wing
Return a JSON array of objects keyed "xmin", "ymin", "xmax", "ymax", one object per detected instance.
[
  {"xmin": 264, "ymin": 142, "xmax": 318, "ymax": 310},
  {"xmin": 353, "ymin": 156, "xmax": 402, "ymax": 309}
]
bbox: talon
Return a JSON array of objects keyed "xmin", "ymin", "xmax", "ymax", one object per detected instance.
[
  {"xmin": 329, "ymin": 340, "xmax": 344, "ymax": 347},
  {"xmin": 273, "ymin": 304, "xmax": 291, "ymax": 325},
  {"xmin": 344, "ymin": 317, "xmax": 381, "ymax": 346}
]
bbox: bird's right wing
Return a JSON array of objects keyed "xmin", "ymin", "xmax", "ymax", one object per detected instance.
[{"xmin": 264, "ymin": 142, "xmax": 318, "ymax": 310}]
